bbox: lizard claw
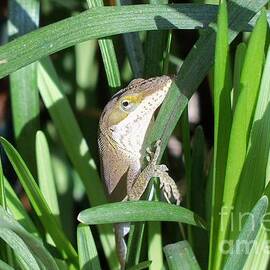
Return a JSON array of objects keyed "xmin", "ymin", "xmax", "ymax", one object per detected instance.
[
  {"xmin": 146, "ymin": 154, "xmax": 151, "ymax": 163},
  {"xmin": 152, "ymin": 139, "xmax": 161, "ymax": 164},
  {"xmin": 146, "ymin": 147, "xmax": 152, "ymax": 155},
  {"xmin": 155, "ymin": 139, "xmax": 162, "ymax": 147},
  {"xmin": 145, "ymin": 140, "xmax": 162, "ymax": 165},
  {"xmin": 154, "ymin": 164, "xmax": 168, "ymax": 172}
]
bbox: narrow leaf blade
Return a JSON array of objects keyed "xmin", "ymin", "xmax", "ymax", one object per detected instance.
[{"xmin": 78, "ymin": 201, "xmax": 205, "ymax": 227}]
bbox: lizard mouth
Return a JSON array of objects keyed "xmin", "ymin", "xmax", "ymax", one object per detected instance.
[{"xmin": 154, "ymin": 105, "xmax": 162, "ymax": 116}]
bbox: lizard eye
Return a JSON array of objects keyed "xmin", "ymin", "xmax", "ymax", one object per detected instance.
[{"xmin": 121, "ymin": 99, "xmax": 134, "ymax": 111}]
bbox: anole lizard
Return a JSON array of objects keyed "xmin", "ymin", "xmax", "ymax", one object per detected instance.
[{"xmin": 98, "ymin": 75, "xmax": 181, "ymax": 269}]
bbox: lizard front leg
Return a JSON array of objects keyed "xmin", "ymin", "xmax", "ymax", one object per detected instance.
[{"xmin": 128, "ymin": 140, "xmax": 181, "ymax": 205}]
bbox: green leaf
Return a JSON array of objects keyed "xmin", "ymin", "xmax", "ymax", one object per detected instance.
[
  {"xmin": 75, "ymin": 39, "xmax": 98, "ymax": 90},
  {"xmin": 232, "ymin": 42, "xmax": 246, "ymax": 111},
  {"xmin": 78, "ymin": 201, "xmax": 206, "ymax": 227},
  {"xmin": 0, "ymin": 259, "xmax": 15, "ymax": 270},
  {"xmin": 126, "ymin": 223, "xmax": 145, "ymax": 268},
  {"xmin": 144, "ymin": 0, "xmax": 169, "ymax": 77},
  {"xmin": 163, "ymin": 240, "xmax": 201, "ymax": 270},
  {"xmin": 148, "ymin": 221, "xmax": 163, "ymax": 270},
  {"xmin": 243, "ymin": 227, "xmax": 269, "ymax": 270},
  {"xmin": 222, "ymin": 9, "xmax": 267, "ymax": 214},
  {"xmin": 223, "ymin": 196, "xmax": 268, "ymax": 270},
  {"xmin": 230, "ymin": 38, "xmax": 270, "ymax": 241},
  {"xmin": 1, "ymin": 229, "xmax": 40, "ymax": 270},
  {"xmin": 87, "ymin": 0, "xmax": 121, "ymax": 93},
  {"xmin": 36, "ymin": 130, "xmax": 61, "ymax": 245},
  {"xmin": 210, "ymin": 1, "xmax": 233, "ymax": 268},
  {"xmin": 263, "ymin": 179, "xmax": 270, "ymax": 232},
  {"xmin": 190, "ymin": 127, "xmax": 208, "ymax": 268},
  {"xmin": 37, "ymin": 58, "xmax": 118, "ymax": 269},
  {"xmin": 0, "ymin": 206, "xmax": 59, "ymax": 270},
  {"xmin": 0, "ymin": 137, "xmax": 77, "ymax": 264},
  {"xmin": 0, "ymin": 157, "xmax": 8, "ymax": 265},
  {"xmin": 55, "ymin": 259, "xmax": 69, "ymax": 270},
  {"xmin": 8, "ymin": 0, "xmax": 40, "ymax": 174},
  {"xmin": 181, "ymin": 107, "xmax": 192, "ymax": 244},
  {"xmin": 181, "ymin": 107, "xmax": 192, "ymax": 210},
  {"xmin": 253, "ymin": 43, "xmax": 270, "ymax": 125},
  {"xmin": 0, "ymin": 156, "xmax": 6, "ymax": 209},
  {"xmin": 77, "ymin": 224, "xmax": 101, "ymax": 270},
  {"xmin": 163, "ymin": 30, "xmax": 172, "ymax": 74},
  {"xmin": 0, "ymin": 3, "xmax": 265, "ymax": 79},
  {"xmin": 256, "ymin": 59, "xmax": 270, "ymax": 264},
  {"xmin": 215, "ymin": 10, "xmax": 267, "ymax": 269},
  {"xmin": 5, "ymin": 178, "xmax": 38, "ymax": 235},
  {"xmin": 126, "ymin": 260, "xmax": 152, "ymax": 270},
  {"xmin": 36, "ymin": 131, "xmax": 60, "ymax": 221},
  {"xmin": 116, "ymin": 0, "xmax": 144, "ymax": 77}
]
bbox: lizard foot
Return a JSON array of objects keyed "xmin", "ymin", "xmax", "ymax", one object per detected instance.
[
  {"xmin": 159, "ymin": 173, "xmax": 181, "ymax": 205},
  {"xmin": 146, "ymin": 140, "xmax": 181, "ymax": 205},
  {"xmin": 129, "ymin": 139, "xmax": 181, "ymax": 204}
]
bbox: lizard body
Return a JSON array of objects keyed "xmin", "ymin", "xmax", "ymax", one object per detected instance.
[{"xmin": 98, "ymin": 76, "xmax": 180, "ymax": 268}]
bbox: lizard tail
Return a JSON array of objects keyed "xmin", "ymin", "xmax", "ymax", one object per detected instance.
[{"xmin": 114, "ymin": 223, "xmax": 130, "ymax": 270}]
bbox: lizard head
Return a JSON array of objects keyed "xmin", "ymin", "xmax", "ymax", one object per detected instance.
[{"xmin": 99, "ymin": 75, "xmax": 172, "ymax": 136}]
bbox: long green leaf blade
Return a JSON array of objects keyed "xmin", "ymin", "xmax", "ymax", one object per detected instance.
[
  {"xmin": 230, "ymin": 43, "xmax": 270, "ymax": 239},
  {"xmin": 222, "ymin": 10, "xmax": 267, "ymax": 210},
  {"xmin": 8, "ymin": 0, "xmax": 40, "ymax": 173},
  {"xmin": 0, "ymin": 206, "xmax": 59, "ymax": 270},
  {"xmin": 226, "ymin": 41, "xmax": 270, "ymax": 269},
  {"xmin": 232, "ymin": 42, "xmax": 246, "ymax": 111},
  {"xmin": 36, "ymin": 131, "xmax": 60, "ymax": 222},
  {"xmin": 0, "ymin": 137, "xmax": 77, "ymax": 264},
  {"xmin": 116, "ymin": 0, "xmax": 144, "ymax": 77},
  {"xmin": 87, "ymin": 0, "xmax": 121, "ymax": 93},
  {"xmin": 215, "ymin": 10, "xmax": 267, "ymax": 270},
  {"xmin": 0, "ymin": 157, "xmax": 6, "ymax": 209},
  {"xmin": 190, "ymin": 126, "xmax": 208, "ymax": 268},
  {"xmin": 0, "ymin": 259, "xmax": 15, "ymax": 270},
  {"xmin": 0, "ymin": 228, "xmax": 40, "ymax": 270},
  {"xmin": 210, "ymin": 1, "xmax": 232, "ymax": 268},
  {"xmin": 126, "ymin": 223, "xmax": 145, "ymax": 268},
  {"xmin": 77, "ymin": 224, "xmax": 101, "ymax": 270},
  {"xmin": 0, "ymin": 3, "xmax": 266, "ymax": 79},
  {"xmin": 243, "ymin": 227, "xmax": 269, "ymax": 270},
  {"xmin": 78, "ymin": 201, "xmax": 206, "ymax": 227},
  {"xmin": 126, "ymin": 260, "xmax": 152, "ymax": 270},
  {"xmin": 5, "ymin": 178, "xmax": 38, "ymax": 235},
  {"xmin": 144, "ymin": 0, "xmax": 168, "ymax": 77},
  {"xmin": 148, "ymin": 221, "xmax": 163, "ymax": 270}
]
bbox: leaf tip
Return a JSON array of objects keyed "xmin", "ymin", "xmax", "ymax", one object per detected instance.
[
  {"xmin": 261, "ymin": 195, "xmax": 268, "ymax": 206},
  {"xmin": 77, "ymin": 211, "xmax": 85, "ymax": 223},
  {"xmin": 0, "ymin": 136, "xmax": 8, "ymax": 146}
]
